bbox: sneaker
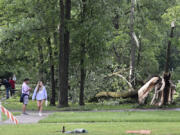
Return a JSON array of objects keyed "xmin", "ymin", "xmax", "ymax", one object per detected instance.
[
  {"xmin": 22, "ymin": 112, "xmax": 29, "ymax": 115},
  {"xmin": 39, "ymin": 112, "xmax": 42, "ymax": 116}
]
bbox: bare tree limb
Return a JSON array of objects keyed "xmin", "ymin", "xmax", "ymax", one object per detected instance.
[{"xmin": 108, "ymin": 72, "xmax": 134, "ymax": 91}]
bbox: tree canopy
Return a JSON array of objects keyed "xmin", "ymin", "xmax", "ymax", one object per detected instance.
[{"xmin": 0, "ymin": 0, "xmax": 180, "ymax": 106}]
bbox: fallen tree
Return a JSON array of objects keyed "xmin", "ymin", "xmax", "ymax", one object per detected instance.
[
  {"xmin": 95, "ymin": 91, "xmax": 137, "ymax": 99},
  {"xmin": 87, "ymin": 90, "xmax": 138, "ymax": 103},
  {"xmin": 138, "ymin": 21, "xmax": 176, "ymax": 106},
  {"xmin": 138, "ymin": 74, "xmax": 176, "ymax": 106}
]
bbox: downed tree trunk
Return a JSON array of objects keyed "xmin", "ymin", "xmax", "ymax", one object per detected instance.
[
  {"xmin": 138, "ymin": 74, "xmax": 175, "ymax": 106},
  {"xmin": 95, "ymin": 91, "xmax": 138, "ymax": 99},
  {"xmin": 138, "ymin": 77, "xmax": 160, "ymax": 104},
  {"xmin": 150, "ymin": 77, "xmax": 165, "ymax": 106}
]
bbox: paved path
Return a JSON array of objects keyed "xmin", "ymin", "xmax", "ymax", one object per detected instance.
[{"xmin": 1, "ymin": 111, "xmax": 52, "ymax": 125}]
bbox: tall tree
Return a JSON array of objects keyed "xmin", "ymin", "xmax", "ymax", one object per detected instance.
[
  {"xmin": 79, "ymin": 0, "xmax": 87, "ymax": 106},
  {"xmin": 129, "ymin": 0, "xmax": 136, "ymax": 87},
  {"xmin": 163, "ymin": 21, "xmax": 175, "ymax": 105},
  {"xmin": 58, "ymin": 0, "xmax": 71, "ymax": 107},
  {"xmin": 47, "ymin": 35, "xmax": 56, "ymax": 106}
]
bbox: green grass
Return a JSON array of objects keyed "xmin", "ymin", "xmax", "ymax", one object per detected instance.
[
  {"xmin": 2, "ymin": 97, "xmax": 137, "ymax": 111},
  {"xmin": 1, "ymin": 110, "xmax": 180, "ymax": 135},
  {"xmin": 3, "ymin": 97, "xmax": 180, "ymax": 112},
  {"xmin": 1, "ymin": 122, "xmax": 180, "ymax": 135},
  {"xmin": 1, "ymin": 112, "xmax": 21, "ymax": 121},
  {"xmin": 40, "ymin": 111, "xmax": 180, "ymax": 123}
]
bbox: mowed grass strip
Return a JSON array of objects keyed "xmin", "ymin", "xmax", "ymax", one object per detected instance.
[
  {"xmin": 1, "ymin": 122, "xmax": 180, "ymax": 135},
  {"xmin": 40, "ymin": 111, "xmax": 180, "ymax": 123},
  {"xmin": 2, "ymin": 98, "xmax": 135, "ymax": 111}
]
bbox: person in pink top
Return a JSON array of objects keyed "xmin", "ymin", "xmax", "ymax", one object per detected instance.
[{"xmin": 21, "ymin": 78, "xmax": 32, "ymax": 115}]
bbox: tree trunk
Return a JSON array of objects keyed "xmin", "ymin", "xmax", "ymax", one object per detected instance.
[
  {"xmin": 163, "ymin": 22, "xmax": 175, "ymax": 105},
  {"xmin": 79, "ymin": 0, "xmax": 86, "ymax": 106},
  {"xmin": 79, "ymin": 43, "xmax": 86, "ymax": 106},
  {"xmin": 138, "ymin": 22, "xmax": 176, "ymax": 106},
  {"xmin": 58, "ymin": 0, "xmax": 70, "ymax": 107},
  {"xmin": 129, "ymin": 0, "xmax": 136, "ymax": 87},
  {"xmin": 37, "ymin": 42, "xmax": 44, "ymax": 81},
  {"xmin": 165, "ymin": 22, "xmax": 175, "ymax": 73},
  {"xmin": 47, "ymin": 36, "xmax": 56, "ymax": 106},
  {"xmin": 137, "ymin": 37, "xmax": 141, "ymax": 67}
]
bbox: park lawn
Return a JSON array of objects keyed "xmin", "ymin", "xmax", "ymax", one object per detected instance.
[
  {"xmin": 1, "ymin": 122, "xmax": 180, "ymax": 135},
  {"xmin": 40, "ymin": 111, "xmax": 180, "ymax": 123},
  {"xmin": 3, "ymin": 97, "xmax": 180, "ymax": 111},
  {"xmin": 1, "ymin": 112, "xmax": 21, "ymax": 121},
  {"xmin": 2, "ymin": 97, "xmax": 137, "ymax": 111}
]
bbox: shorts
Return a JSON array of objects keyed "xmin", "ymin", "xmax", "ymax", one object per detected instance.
[{"xmin": 23, "ymin": 95, "xmax": 29, "ymax": 105}]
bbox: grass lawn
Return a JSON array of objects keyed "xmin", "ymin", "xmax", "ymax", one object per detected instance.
[
  {"xmin": 2, "ymin": 97, "xmax": 137, "ymax": 111},
  {"xmin": 40, "ymin": 111, "xmax": 180, "ymax": 123},
  {"xmin": 1, "ymin": 122, "xmax": 180, "ymax": 135},
  {"xmin": 1, "ymin": 111, "xmax": 180, "ymax": 135},
  {"xmin": 3, "ymin": 97, "xmax": 180, "ymax": 111}
]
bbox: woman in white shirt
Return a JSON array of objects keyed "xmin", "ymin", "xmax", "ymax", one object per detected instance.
[{"xmin": 32, "ymin": 81, "xmax": 47, "ymax": 116}]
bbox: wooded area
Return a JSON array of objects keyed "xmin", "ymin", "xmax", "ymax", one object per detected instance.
[{"xmin": 0, "ymin": 0, "xmax": 180, "ymax": 107}]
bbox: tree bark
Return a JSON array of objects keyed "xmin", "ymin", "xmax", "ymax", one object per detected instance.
[
  {"xmin": 165, "ymin": 22, "xmax": 175, "ymax": 73},
  {"xmin": 129, "ymin": 0, "xmax": 136, "ymax": 87},
  {"xmin": 79, "ymin": 42, "xmax": 86, "ymax": 106},
  {"xmin": 137, "ymin": 37, "xmax": 141, "ymax": 67},
  {"xmin": 79, "ymin": 0, "xmax": 86, "ymax": 106},
  {"xmin": 37, "ymin": 42, "xmax": 44, "ymax": 81},
  {"xmin": 163, "ymin": 22, "xmax": 175, "ymax": 105},
  {"xmin": 47, "ymin": 36, "xmax": 56, "ymax": 106},
  {"xmin": 58, "ymin": 0, "xmax": 71, "ymax": 107}
]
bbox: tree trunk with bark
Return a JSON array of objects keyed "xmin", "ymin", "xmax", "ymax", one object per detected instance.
[
  {"xmin": 129, "ymin": 0, "xmax": 136, "ymax": 87},
  {"xmin": 79, "ymin": 0, "xmax": 86, "ymax": 106},
  {"xmin": 47, "ymin": 36, "xmax": 56, "ymax": 106},
  {"xmin": 163, "ymin": 21, "xmax": 175, "ymax": 105},
  {"xmin": 58, "ymin": 0, "xmax": 71, "ymax": 107},
  {"xmin": 79, "ymin": 42, "xmax": 86, "ymax": 106},
  {"xmin": 137, "ymin": 37, "xmax": 141, "ymax": 67}
]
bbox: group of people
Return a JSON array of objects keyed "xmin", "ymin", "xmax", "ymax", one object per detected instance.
[
  {"xmin": 0, "ymin": 77, "xmax": 48, "ymax": 116},
  {"xmin": 0, "ymin": 77, "xmax": 15, "ymax": 99},
  {"xmin": 21, "ymin": 78, "xmax": 47, "ymax": 116}
]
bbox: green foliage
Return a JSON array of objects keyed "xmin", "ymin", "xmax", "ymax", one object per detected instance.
[{"xmin": 0, "ymin": 0, "xmax": 180, "ymax": 103}]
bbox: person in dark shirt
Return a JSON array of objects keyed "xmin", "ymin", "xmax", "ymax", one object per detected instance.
[
  {"xmin": 3, "ymin": 79, "xmax": 11, "ymax": 99},
  {"xmin": 9, "ymin": 77, "xmax": 15, "ymax": 96}
]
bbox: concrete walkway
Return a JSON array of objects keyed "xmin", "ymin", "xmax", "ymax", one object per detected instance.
[{"xmin": 1, "ymin": 111, "xmax": 52, "ymax": 125}]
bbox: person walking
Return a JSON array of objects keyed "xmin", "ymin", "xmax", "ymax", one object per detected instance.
[
  {"xmin": 32, "ymin": 81, "xmax": 47, "ymax": 116},
  {"xmin": 3, "ymin": 79, "xmax": 11, "ymax": 99},
  {"xmin": 9, "ymin": 77, "xmax": 15, "ymax": 96},
  {"xmin": 21, "ymin": 78, "xmax": 31, "ymax": 115}
]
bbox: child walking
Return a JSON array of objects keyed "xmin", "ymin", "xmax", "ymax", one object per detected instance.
[{"xmin": 32, "ymin": 81, "xmax": 47, "ymax": 116}]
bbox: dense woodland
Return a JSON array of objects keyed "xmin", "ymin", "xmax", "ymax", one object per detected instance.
[{"xmin": 0, "ymin": 0, "xmax": 180, "ymax": 107}]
